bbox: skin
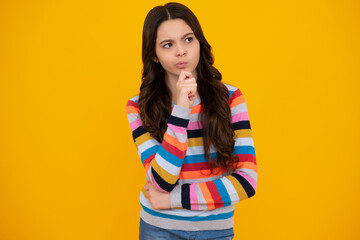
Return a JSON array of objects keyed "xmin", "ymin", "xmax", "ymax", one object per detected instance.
[
  {"xmin": 143, "ymin": 18, "xmax": 201, "ymax": 210},
  {"xmin": 154, "ymin": 18, "xmax": 200, "ymax": 107}
]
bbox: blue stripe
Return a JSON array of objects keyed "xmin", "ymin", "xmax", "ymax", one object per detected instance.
[
  {"xmin": 141, "ymin": 145, "xmax": 158, "ymax": 164},
  {"xmin": 183, "ymin": 152, "xmax": 218, "ymax": 164},
  {"xmin": 228, "ymin": 90, "xmax": 235, "ymax": 98},
  {"xmin": 233, "ymin": 146, "xmax": 255, "ymax": 156},
  {"xmin": 158, "ymin": 145, "xmax": 183, "ymax": 167},
  {"xmin": 141, "ymin": 203, "xmax": 234, "ymax": 221},
  {"xmin": 213, "ymin": 179, "xmax": 232, "ymax": 207}
]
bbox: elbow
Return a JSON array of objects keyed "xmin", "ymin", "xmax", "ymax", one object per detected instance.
[
  {"xmin": 151, "ymin": 168, "xmax": 179, "ymax": 192},
  {"xmin": 248, "ymin": 185, "xmax": 256, "ymax": 198},
  {"xmin": 246, "ymin": 180, "xmax": 257, "ymax": 199},
  {"xmin": 150, "ymin": 179, "xmax": 178, "ymax": 193}
]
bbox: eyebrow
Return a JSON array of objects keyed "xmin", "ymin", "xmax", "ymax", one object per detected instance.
[{"xmin": 159, "ymin": 32, "xmax": 194, "ymax": 45}]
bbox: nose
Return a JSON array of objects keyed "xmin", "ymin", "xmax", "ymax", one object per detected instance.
[{"xmin": 176, "ymin": 44, "xmax": 186, "ymax": 57}]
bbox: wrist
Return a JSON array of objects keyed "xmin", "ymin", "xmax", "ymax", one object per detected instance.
[{"xmin": 171, "ymin": 104, "xmax": 192, "ymax": 121}]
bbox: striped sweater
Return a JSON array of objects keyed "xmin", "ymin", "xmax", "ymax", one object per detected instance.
[{"xmin": 126, "ymin": 83, "xmax": 257, "ymax": 231}]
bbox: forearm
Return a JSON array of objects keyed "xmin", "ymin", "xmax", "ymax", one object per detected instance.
[{"xmin": 127, "ymin": 99, "xmax": 192, "ymax": 192}]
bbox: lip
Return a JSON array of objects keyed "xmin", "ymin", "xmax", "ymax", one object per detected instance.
[{"xmin": 176, "ymin": 61, "xmax": 187, "ymax": 69}]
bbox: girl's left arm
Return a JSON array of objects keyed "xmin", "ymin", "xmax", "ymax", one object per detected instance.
[{"xmin": 170, "ymin": 88, "xmax": 258, "ymax": 210}]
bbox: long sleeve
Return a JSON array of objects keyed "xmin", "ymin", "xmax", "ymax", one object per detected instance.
[
  {"xmin": 170, "ymin": 88, "xmax": 257, "ymax": 210},
  {"xmin": 126, "ymin": 97, "xmax": 192, "ymax": 192}
]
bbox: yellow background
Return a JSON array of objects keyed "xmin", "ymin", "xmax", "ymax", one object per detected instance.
[{"xmin": 1, "ymin": 0, "xmax": 359, "ymax": 239}]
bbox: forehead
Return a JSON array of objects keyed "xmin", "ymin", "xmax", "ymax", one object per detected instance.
[{"xmin": 156, "ymin": 19, "xmax": 193, "ymax": 42}]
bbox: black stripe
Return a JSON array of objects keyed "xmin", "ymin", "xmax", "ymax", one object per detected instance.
[
  {"xmin": 233, "ymin": 121, "xmax": 251, "ymax": 131},
  {"xmin": 151, "ymin": 168, "xmax": 178, "ymax": 192},
  {"xmin": 168, "ymin": 115, "xmax": 189, "ymax": 128},
  {"xmin": 231, "ymin": 173, "xmax": 255, "ymax": 198},
  {"xmin": 187, "ymin": 129, "xmax": 203, "ymax": 138},
  {"xmin": 132, "ymin": 126, "xmax": 147, "ymax": 140},
  {"xmin": 181, "ymin": 184, "xmax": 191, "ymax": 210}
]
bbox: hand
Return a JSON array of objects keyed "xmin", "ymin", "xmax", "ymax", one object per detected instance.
[
  {"xmin": 175, "ymin": 70, "xmax": 197, "ymax": 108},
  {"xmin": 142, "ymin": 182, "xmax": 171, "ymax": 210}
]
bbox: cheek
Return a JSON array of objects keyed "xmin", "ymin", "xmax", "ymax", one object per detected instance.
[
  {"xmin": 156, "ymin": 51, "xmax": 172, "ymax": 64},
  {"xmin": 193, "ymin": 45, "xmax": 200, "ymax": 63},
  {"xmin": 193, "ymin": 42, "xmax": 200, "ymax": 57}
]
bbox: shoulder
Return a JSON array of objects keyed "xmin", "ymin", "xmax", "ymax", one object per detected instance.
[
  {"xmin": 126, "ymin": 94, "xmax": 139, "ymax": 107},
  {"xmin": 125, "ymin": 94, "xmax": 140, "ymax": 115},
  {"xmin": 222, "ymin": 83, "xmax": 244, "ymax": 103},
  {"xmin": 127, "ymin": 94, "xmax": 139, "ymax": 104}
]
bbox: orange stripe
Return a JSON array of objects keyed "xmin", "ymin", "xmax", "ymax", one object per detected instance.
[
  {"xmin": 163, "ymin": 132, "xmax": 188, "ymax": 152},
  {"xmin": 126, "ymin": 105, "xmax": 140, "ymax": 114},
  {"xmin": 198, "ymin": 182, "xmax": 215, "ymax": 210},
  {"xmin": 191, "ymin": 104, "xmax": 202, "ymax": 114},
  {"xmin": 230, "ymin": 95, "xmax": 245, "ymax": 108},
  {"xmin": 235, "ymin": 161, "xmax": 257, "ymax": 172},
  {"xmin": 180, "ymin": 168, "xmax": 224, "ymax": 179},
  {"xmin": 144, "ymin": 162, "xmax": 151, "ymax": 173}
]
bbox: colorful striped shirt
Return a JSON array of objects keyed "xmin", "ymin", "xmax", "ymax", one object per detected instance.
[{"xmin": 126, "ymin": 83, "xmax": 257, "ymax": 231}]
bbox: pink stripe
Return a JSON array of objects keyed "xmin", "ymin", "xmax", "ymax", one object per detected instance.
[
  {"xmin": 189, "ymin": 182, "xmax": 199, "ymax": 210},
  {"xmin": 187, "ymin": 121, "xmax": 202, "ymax": 130},
  {"xmin": 151, "ymin": 175, "xmax": 167, "ymax": 192},
  {"xmin": 232, "ymin": 112, "xmax": 249, "ymax": 123},
  {"xmin": 168, "ymin": 123, "xmax": 187, "ymax": 134},
  {"xmin": 130, "ymin": 119, "xmax": 143, "ymax": 131},
  {"xmin": 236, "ymin": 172, "xmax": 257, "ymax": 191}
]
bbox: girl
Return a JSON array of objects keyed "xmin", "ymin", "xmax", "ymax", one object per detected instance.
[{"xmin": 126, "ymin": 2, "xmax": 257, "ymax": 239}]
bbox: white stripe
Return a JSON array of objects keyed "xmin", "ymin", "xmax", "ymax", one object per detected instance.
[
  {"xmin": 223, "ymin": 83, "xmax": 237, "ymax": 92},
  {"xmin": 185, "ymin": 145, "xmax": 217, "ymax": 155},
  {"xmin": 129, "ymin": 95, "xmax": 139, "ymax": 102},
  {"xmin": 234, "ymin": 137, "xmax": 254, "ymax": 147},
  {"xmin": 154, "ymin": 152, "xmax": 181, "ymax": 176},
  {"xmin": 231, "ymin": 102, "xmax": 247, "ymax": 114},
  {"xmin": 222, "ymin": 177, "xmax": 240, "ymax": 203},
  {"xmin": 237, "ymin": 168, "xmax": 257, "ymax": 181},
  {"xmin": 166, "ymin": 127, "xmax": 188, "ymax": 142},
  {"xmin": 140, "ymin": 192, "xmax": 235, "ymax": 217},
  {"xmin": 138, "ymin": 138, "xmax": 159, "ymax": 154},
  {"xmin": 127, "ymin": 112, "xmax": 139, "ymax": 122}
]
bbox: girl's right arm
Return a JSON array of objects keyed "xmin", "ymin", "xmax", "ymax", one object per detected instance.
[
  {"xmin": 126, "ymin": 98, "xmax": 191, "ymax": 192},
  {"xmin": 126, "ymin": 71, "xmax": 196, "ymax": 193}
]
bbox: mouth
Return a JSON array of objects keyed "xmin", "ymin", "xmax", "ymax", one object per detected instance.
[{"xmin": 176, "ymin": 61, "xmax": 187, "ymax": 69}]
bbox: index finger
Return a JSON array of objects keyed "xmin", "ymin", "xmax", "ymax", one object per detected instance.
[{"xmin": 179, "ymin": 70, "xmax": 193, "ymax": 81}]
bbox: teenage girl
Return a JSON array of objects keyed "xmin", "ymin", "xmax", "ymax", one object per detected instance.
[{"xmin": 126, "ymin": 2, "xmax": 257, "ymax": 240}]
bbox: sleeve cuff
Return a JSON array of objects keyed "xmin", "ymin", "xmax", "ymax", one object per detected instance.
[
  {"xmin": 170, "ymin": 185, "xmax": 182, "ymax": 209},
  {"xmin": 171, "ymin": 104, "xmax": 192, "ymax": 120}
]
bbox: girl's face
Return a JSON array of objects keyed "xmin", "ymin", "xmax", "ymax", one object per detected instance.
[{"xmin": 154, "ymin": 18, "xmax": 200, "ymax": 81}]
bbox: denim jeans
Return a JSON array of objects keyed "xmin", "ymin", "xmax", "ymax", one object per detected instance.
[{"xmin": 139, "ymin": 218, "xmax": 234, "ymax": 240}]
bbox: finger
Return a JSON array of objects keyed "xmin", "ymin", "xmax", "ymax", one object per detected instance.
[
  {"xmin": 180, "ymin": 86, "xmax": 197, "ymax": 94},
  {"xmin": 178, "ymin": 71, "xmax": 193, "ymax": 81},
  {"xmin": 177, "ymin": 82, "xmax": 197, "ymax": 89},
  {"xmin": 179, "ymin": 78, "xmax": 197, "ymax": 85},
  {"xmin": 143, "ymin": 190, "xmax": 149, "ymax": 198}
]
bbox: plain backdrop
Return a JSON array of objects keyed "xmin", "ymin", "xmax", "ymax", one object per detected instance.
[{"xmin": 0, "ymin": 0, "xmax": 359, "ymax": 239}]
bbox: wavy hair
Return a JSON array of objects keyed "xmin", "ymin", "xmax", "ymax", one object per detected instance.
[{"xmin": 139, "ymin": 2, "xmax": 239, "ymax": 173}]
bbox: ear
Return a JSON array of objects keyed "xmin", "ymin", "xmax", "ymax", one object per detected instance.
[{"xmin": 153, "ymin": 56, "xmax": 159, "ymax": 63}]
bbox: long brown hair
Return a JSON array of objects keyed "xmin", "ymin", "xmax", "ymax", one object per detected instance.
[{"xmin": 139, "ymin": 2, "xmax": 239, "ymax": 173}]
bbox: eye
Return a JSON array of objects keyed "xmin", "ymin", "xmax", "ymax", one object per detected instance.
[
  {"xmin": 185, "ymin": 37, "xmax": 193, "ymax": 43},
  {"xmin": 163, "ymin": 43, "xmax": 172, "ymax": 48}
]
